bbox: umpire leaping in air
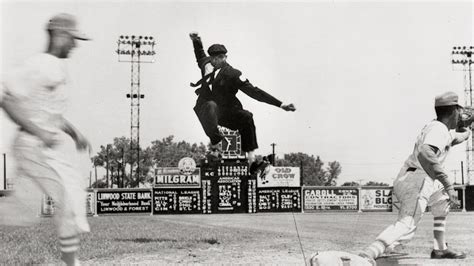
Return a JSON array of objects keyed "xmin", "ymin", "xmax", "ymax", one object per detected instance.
[{"xmin": 189, "ymin": 32, "xmax": 296, "ymax": 166}]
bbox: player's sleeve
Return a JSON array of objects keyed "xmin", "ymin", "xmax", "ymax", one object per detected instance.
[
  {"xmin": 192, "ymin": 38, "xmax": 211, "ymax": 72},
  {"xmin": 1, "ymin": 62, "xmax": 44, "ymax": 134},
  {"xmin": 233, "ymin": 70, "xmax": 282, "ymax": 107},
  {"xmin": 2, "ymin": 66, "xmax": 31, "ymax": 98},
  {"xmin": 422, "ymin": 124, "xmax": 450, "ymax": 153},
  {"xmin": 417, "ymin": 144, "xmax": 453, "ymax": 190},
  {"xmin": 0, "ymin": 82, "xmax": 4, "ymax": 107}
]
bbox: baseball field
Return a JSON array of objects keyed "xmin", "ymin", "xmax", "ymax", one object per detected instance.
[{"xmin": 1, "ymin": 212, "xmax": 473, "ymax": 265}]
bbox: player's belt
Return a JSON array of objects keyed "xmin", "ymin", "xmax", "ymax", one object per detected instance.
[{"xmin": 407, "ymin": 167, "xmax": 417, "ymax": 172}]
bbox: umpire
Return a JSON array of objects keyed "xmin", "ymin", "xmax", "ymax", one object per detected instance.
[{"xmin": 189, "ymin": 32, "xmax": 296, "ymax": 164}]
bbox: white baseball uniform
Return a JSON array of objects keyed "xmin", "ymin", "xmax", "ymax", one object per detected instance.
[
  {"xmin": 0, "ymin": 53, "xmax": 90, "ymax": 243},
  {"xmin": 376, "ymin": 120, "xmax": 457, "ymax": 246}
]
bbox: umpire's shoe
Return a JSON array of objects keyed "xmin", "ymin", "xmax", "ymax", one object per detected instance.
[{"xmin": 431, "ymin": 248, "xmax": 466, "ymax": 259}]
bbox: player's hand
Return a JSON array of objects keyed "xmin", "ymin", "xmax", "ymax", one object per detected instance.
[
  {"xmin": 75, "ymin": 133, "xmax": 92, "ymax": 154},
  {"xmin": 281, "ymin": 103, "xmax": 296, "ymax": 112},
  {"xmin": 189, "ymin": 32, "xmax": 200, "ymax": 41},
  {"xmin": 446, "ymin": 187, "xmax": 460, "ymax": 208},
  {"xmin": 456, "ymin": 126, "xmax": 469, "ymax": 133}
]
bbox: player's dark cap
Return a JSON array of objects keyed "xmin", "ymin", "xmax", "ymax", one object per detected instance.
[
  {"xmin": 208, "ymin": 44, "xmax": 227, "ymax": 56},
  {"xmin": 435, "ymin": 91, "xmax": 463, "ymax": 108},
  {"xmin": 46, "ymin": 13, "xmax": 91, "ymax": 41}
]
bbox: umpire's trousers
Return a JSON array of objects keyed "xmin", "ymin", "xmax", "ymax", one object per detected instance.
[{"xmin": 194, "ymin": 100, "xmax": 258, "ymax": 152}]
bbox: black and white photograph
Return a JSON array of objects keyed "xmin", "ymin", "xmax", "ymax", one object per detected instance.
[{"xmin": 1, "ymin": 0, "xmax": 473, "ymax": 265}]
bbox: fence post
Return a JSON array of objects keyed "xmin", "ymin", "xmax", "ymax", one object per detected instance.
[
  {"xmin": 462, "ymin": 185, "xmax": 467, "ymax": 213},
  {"xmin": 358, "ymin": 186, "xmax": 362, "ymax": 213}
]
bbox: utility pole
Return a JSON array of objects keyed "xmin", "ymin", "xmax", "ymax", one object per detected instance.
[
  {"xmin": 106, "ymin": 145, "xmax": 109, "ymax": 188},
  {"xmin": 117, "ymin": 35, "xmax": 156, "ymax": 187},
  {"xmin": 451, "ymin": 169, "xmax": 459, "ymax": 185},
  {"xmin": 121, "ymin": 148, "xmax": 125, "ymax": 188},
  {"xmin": 270, "ymin": 143, "xmax": 276, "ymax": 166},
  {"xmin": 111, "ymin": 167, "xmax": 115, "ymax": 188},
  {"xmin": 452, "ymin": 46, "xmax": 473, "ymax": 184},
  {"xmin": 300, "ymin": 160, "xmax": 304, "ymax": 186},
  {"xmin": 3, "ymin": 153, "xmax": 6, "ymax": 190}
]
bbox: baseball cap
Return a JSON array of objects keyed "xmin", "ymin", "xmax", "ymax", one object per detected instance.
[
  {"xmin": 208, "ymin": 44, "xmax": 227, "ymax": 56},
  {"xmin": 46, "ymin": 13, "xmax": 90, "ymax": 41},
  {"xmin": 434, "ymin": 91, "xmax": 463, "ymax": 108}
]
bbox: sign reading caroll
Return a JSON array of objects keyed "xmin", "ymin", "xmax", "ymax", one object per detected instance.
[{"xmin": 257, "ymin": 166, "xmax": 300, "ymax": 187}]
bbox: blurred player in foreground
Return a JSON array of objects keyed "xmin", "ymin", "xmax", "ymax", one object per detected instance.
[
  {"xmin": 360, "ymin": 91, "xmax": 469, "ymax": 263},
  {"xmin": 0, "ymin": 13, "xmax": 91, "ymax": 266}
]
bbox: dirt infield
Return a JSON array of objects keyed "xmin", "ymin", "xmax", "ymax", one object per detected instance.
[
  {"xmin": 2, "ymin": 212, "xmax": 473, "ymax": 265},
  {"xmin": 82, "ymin": 212, "xmax": 474, "ymax": 265}
]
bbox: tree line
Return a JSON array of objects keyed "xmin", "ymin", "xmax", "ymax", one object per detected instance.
[{"xmin": 91, "ymin": 135, "xmax": 382, "ymax": 188}]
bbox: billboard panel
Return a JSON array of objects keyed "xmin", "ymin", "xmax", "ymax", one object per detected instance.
[
  {"xmin": 360, "ymin": 187, "xmax": 392, "ymax": 211},
  {"xmin": 257, "ymin": 166, "xmax": 300, "ymax": 188},
  {"xmin": 96, "ymin": 189, "xmax": 152, "ymax": 215},
  {"xmin": 303, "ymin": 187, "xmax": 359, "ymax": 211},
  {"xmin": 155, "ymin": 167, "xmax": 201, "ymax": 188}
]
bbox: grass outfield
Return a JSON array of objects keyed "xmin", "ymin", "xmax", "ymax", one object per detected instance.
[{"xmin": 1, "ymin": 212, "xmax": 473, "ymax": 265}]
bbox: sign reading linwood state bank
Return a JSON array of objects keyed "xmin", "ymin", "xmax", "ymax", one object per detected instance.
[
  {"xmin": 96, "ymin": 189, "xmax": 152, "ymax": 215},
  {"xmin": 303, "ymin": 187, "xmax": 359, "ymax": 211},
  {"xmin": 257, "ymin": 166, "xmax": 300, "ymax": 187}
]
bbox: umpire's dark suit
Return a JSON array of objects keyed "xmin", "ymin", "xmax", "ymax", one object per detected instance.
[{"xmin": 191, "ymin": 38, "xmax": 282, "ymax": 152}]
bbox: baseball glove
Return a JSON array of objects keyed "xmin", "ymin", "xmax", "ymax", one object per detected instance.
[{"xmin": 460, "ymin": 106, "xmax": 474, "ymax": 128}]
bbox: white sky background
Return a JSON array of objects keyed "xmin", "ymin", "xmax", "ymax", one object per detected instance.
[{"xmin": 0, "ymin": 1, "xmax": 473, "ymax": 188}]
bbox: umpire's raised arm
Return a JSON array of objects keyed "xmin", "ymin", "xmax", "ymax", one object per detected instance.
[{"xmin": 189, "ymin": 32, "xmax": 212, "ymax": 76}]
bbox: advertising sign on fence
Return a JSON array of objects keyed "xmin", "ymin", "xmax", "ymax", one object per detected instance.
[
  {"xmin": 360, "ymin": 187, "xmax": 392, "ymax": 211},
  {"xmin": 96, "ymin": 189, "xmax": 152, "ymax": 215},
  {"xmin": 257, "ymin": 166, "xmax": 300, "ymax": 187},
  {"xmin": 155, "ymin": 168, "xmax": 201, "ymax": 188},
  {"xmin": 303, "ymin": 187, "xmax": 359, "ymax": 211},
  {"xmin": 153, "ymin": 188, "xmax": 202, "ymax": 214}
]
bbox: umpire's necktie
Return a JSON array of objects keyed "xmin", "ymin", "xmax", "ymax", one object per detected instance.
[{"xmin": 190, "ymin": 69, "xmax": 216, "ymax": 88}]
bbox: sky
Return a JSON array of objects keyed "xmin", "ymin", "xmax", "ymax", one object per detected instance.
[{"xmin": 0, "ymin": 0, "xmax": 473, "ymax": 189}]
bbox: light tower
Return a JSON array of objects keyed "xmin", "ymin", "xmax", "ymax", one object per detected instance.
[
  {"xmin": 452, "ymin": 45, "xmax": 474, "ymax": 184},
  {"xmin": 116, "ymin": 35, "xmax": 156, "ymax": 186}
]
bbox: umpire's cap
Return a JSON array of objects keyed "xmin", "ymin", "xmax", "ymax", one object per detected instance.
[
  {"xmin": 47, "ymin": 13, "xmax": 90, "ymax": 41},
  {"xmin": 435, "ymin": 91, "xmax": 463, "ymax": 108},
  {"xmin": 208, "ymin": 44, "xmax": 227, "ymax": 56}
]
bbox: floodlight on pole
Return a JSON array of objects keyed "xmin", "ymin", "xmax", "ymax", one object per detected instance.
[
  {"xmin": 452, "ymin": 45, "xmax": 474, "ymax": 184},
  {"xmin": 116, "ymin": 34, "xmax": 156, "ymax": 187}
]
